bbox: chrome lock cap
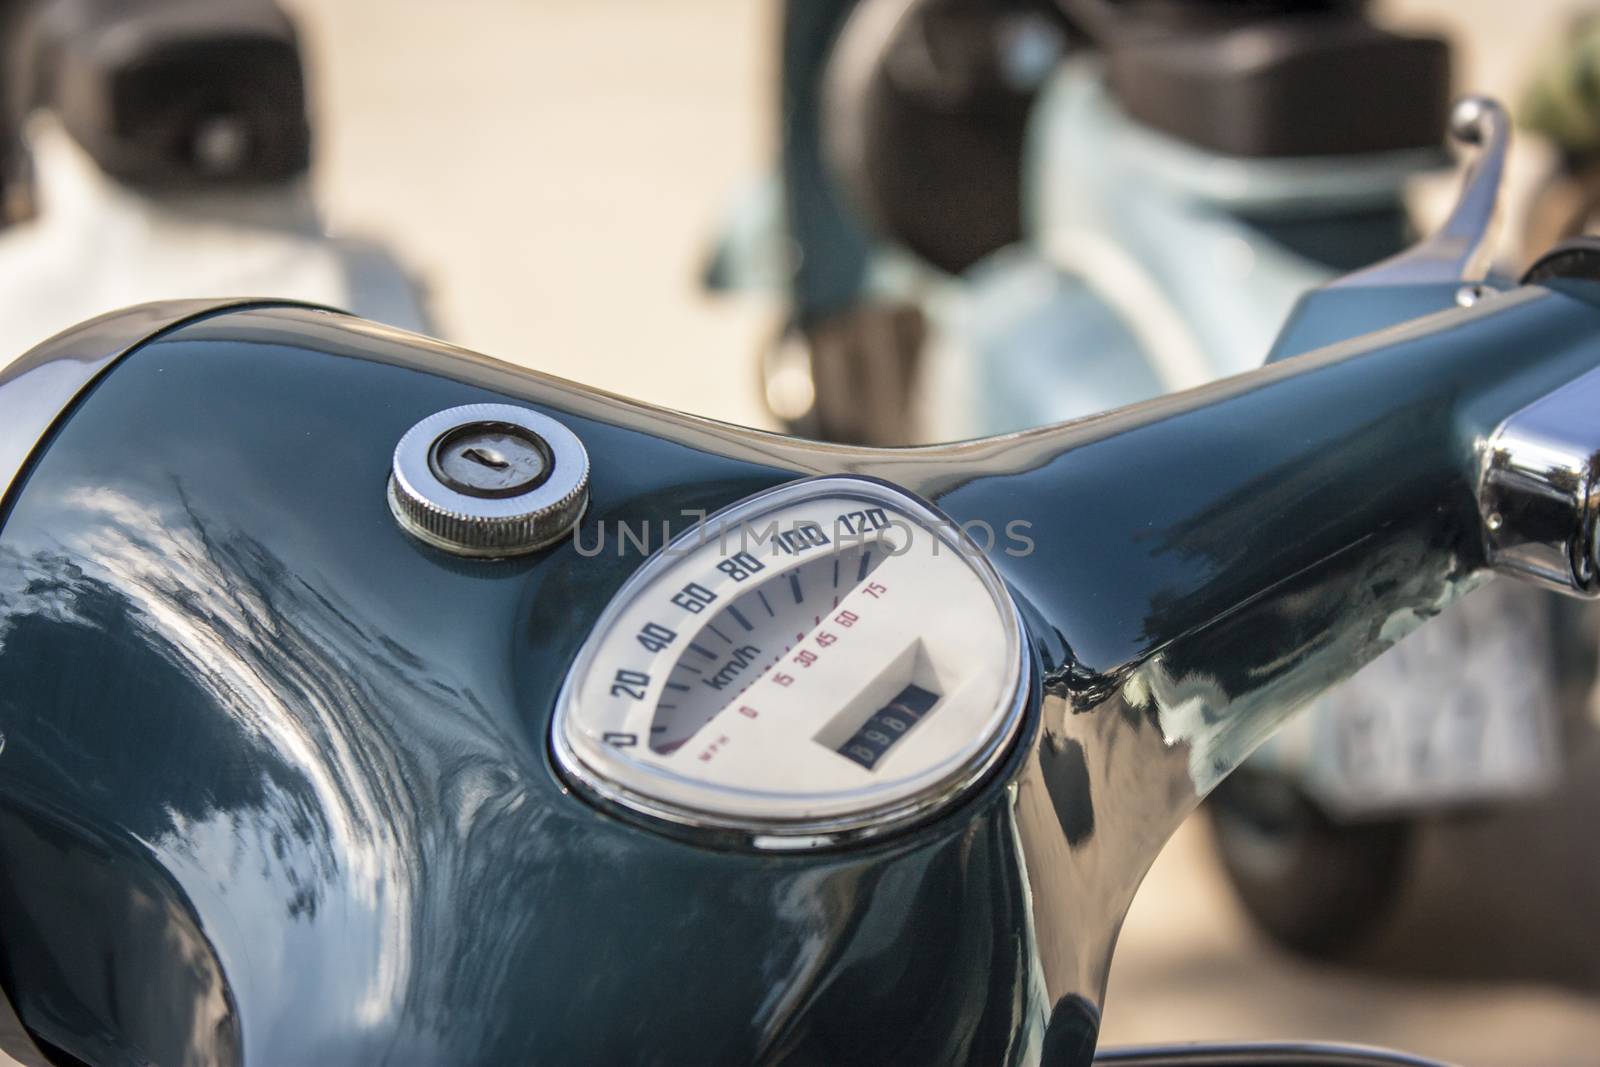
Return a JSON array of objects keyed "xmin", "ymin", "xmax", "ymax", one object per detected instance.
[{"xmin": 388, "ymin": 403, "xmax": 589, "ymax": 557}]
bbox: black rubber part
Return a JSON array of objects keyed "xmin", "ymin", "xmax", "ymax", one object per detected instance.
[
  {"xmin": 826, "ymin": 0, "xmax": 1071, "ymax": 274},
  {"xmin": 28, "ymin": 0, "xmax": 311, "ymax": 187},
  {"xmin": 1096, "ymin": 1, "xmax": 1451, "ymax": 158},
  {"xmin": 1522, "ymin": 235, "xmax": 1600, "ymax": 286},
  {"xmin": 1207, "ymin": 768, "xmax": 1411, "ymax": 959}
]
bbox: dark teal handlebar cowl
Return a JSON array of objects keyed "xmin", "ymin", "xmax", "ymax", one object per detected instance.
[{"xmin": 2, "ymin": 286, "xmax": 1598, "ymax": 1065}]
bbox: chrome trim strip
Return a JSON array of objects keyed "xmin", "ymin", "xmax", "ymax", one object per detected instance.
[
  {"xmin": 0, "ymin": 299, "xmax": 328, "ymax": 512},
  {"xmin": 1094, "ymin": 1041, "xmax": 1458, "ymax": 1066}
]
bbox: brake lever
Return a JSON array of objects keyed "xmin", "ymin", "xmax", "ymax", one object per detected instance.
[
  {"xmin": 1267, "ymin": 96, "xmax": 1511, "ymax": 362},
  {"xmin": 1329, "ymin": 95, "xmax": 1508, "ymax": 292},
  {"xmin": 1267, "ymin": 94, "xmax": 1600, "ymax": 600}
]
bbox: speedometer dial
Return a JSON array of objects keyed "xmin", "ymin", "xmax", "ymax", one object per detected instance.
[{"xmin": 552, "ymin": 476, "xmax": 1027, "ymax": 847}]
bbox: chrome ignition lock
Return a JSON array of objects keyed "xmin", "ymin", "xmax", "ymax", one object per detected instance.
[{"xmin": 388, "ymin": 403, "xmax": 589, "ymax": 557}]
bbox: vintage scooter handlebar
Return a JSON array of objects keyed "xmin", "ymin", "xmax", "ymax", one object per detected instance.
[{"xmin": 0, "ymin": 100, "xmax": 1593, "ymax": 1067}]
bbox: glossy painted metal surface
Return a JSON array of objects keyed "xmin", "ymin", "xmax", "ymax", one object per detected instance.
[
  {"xmin": 0, "ymin": 308, "xmax": 1044, "ymax": 1067},
  {"xmin": 0, "ymin": 298, "xmax": 320, "ymax": 510},
  {"xmin": 3, "ymin": 286, "xmax": 1600, "ymax": 1064}
]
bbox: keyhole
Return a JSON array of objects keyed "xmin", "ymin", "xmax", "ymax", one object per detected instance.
[
  {"xmin": 463, "ymin": 445, "xmax": 510, "ymax": 470},
  {"xmin": 429, "ymin": 422, "xmax": 552, "ymax": 498}
]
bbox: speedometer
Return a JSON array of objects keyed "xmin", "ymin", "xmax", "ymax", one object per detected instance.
[{"xmin": 552, "ymin": 476, "xmax": 1028, "ymax": 848}]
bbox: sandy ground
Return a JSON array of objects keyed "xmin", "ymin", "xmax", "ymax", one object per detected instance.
[
  {"xmin": 288, "ymin": 0, "xmax": 783, "ymax": 429},
  {"xmin": 1107, "ymin": 816, "xmax": 1600, "ymax": 1066}
]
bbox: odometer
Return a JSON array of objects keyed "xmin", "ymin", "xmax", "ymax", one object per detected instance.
[{"xmin": 552, "ymin": 476, "xmax": 1027, "ymax": 847}]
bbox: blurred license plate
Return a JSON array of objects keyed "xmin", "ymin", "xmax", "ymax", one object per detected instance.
[{"xmin": 1299, "ymin": 581, "xmax": 1560, "ymax": 818}]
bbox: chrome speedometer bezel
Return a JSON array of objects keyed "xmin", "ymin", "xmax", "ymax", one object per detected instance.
[{"xmin": 550, "ymin": 475, "xmax": 1030, "ymax": 850}]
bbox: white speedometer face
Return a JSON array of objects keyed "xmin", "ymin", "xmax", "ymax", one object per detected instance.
[{"xmin": 552, "ymin": 476, "xmax": 1027, "ymax": 847}]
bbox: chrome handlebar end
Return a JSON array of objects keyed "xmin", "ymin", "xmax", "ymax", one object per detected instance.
[{"xmin": 1481, "ymin": 363, "xmax": 1600, "ymax": 596}]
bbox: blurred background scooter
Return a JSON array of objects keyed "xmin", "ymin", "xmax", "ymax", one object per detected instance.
[
  {"xmin": 706, "ymin": 0, "xmax": 1599, "ymax": 968},
  {"xmin": 0, "ymin": 0, "xmax": 429, "ymax": 360}
]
